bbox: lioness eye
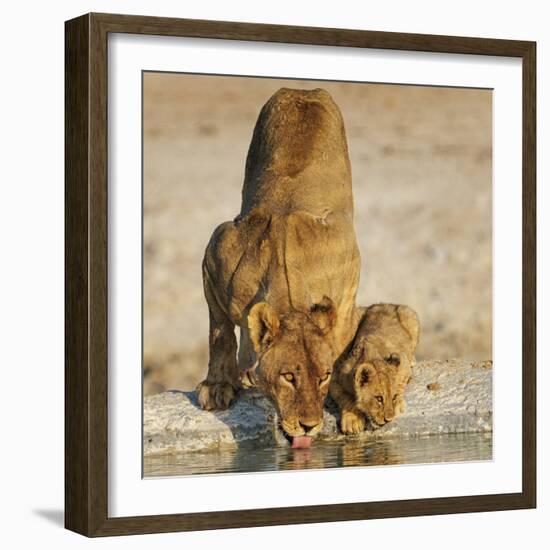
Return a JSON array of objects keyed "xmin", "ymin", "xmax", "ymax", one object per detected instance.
[
  {"xmin": 375, "ymin": 396, "xmax": 384, "ymax": 404},
  {"xmin": 282, "ymin": 373, "xmax": 295, "ymax": 383},
  {"xmin": 320, "ymin": 372, "xmax": 331, "ymax": 382}
]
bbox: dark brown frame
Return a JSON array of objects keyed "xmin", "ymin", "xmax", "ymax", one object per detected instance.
[{"xmin": 65, "ymin": 12, "xmax": 537, "ymax": 537}]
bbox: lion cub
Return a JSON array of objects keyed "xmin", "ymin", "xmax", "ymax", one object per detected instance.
[{"xmin": 330, "ymin": 304, "xmax": 420, "ymax": 434}]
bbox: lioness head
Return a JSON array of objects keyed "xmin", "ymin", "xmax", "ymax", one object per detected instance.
[
  {"xmin": 351, "ymin": 354, "xmax": 403, "ymax": 427},
  {"xmin": 242, "ymin": 297, "xmax": 336, "ymax": 439}
]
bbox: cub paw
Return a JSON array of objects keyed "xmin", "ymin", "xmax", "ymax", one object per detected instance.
[
  {"xmin": 196, "ymin": 381, "xmax": 236, "ymax": 411},
  {"xmin": 341, "ymin": 410, "xmax": 365, "ymax": 435},
  {"xmin": 394, "ymin": 395, "xmax": 407, "ymax": 416}
]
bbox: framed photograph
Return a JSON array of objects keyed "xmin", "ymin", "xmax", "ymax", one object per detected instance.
[{"xmin": 65, "ymin": 12, "xmax": 536, "ymax": 536}]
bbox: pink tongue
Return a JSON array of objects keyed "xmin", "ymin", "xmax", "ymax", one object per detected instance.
[{"xmin": 292, "ymin": 435, "xmax": 312, "ymax": 449}]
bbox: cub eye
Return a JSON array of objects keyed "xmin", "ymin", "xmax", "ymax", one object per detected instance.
[
  {"xmin": 282, "ymin": 373, "xmax": 295, "ymax": 383},
  {"xmin": 375, "ymin": 396, "xmax": 384, "ymax": 404}
]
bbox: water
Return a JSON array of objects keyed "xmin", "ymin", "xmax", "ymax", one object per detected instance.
[{"xmin": 144, "ymin": 432, "xmax": 492, "ymax": 478}]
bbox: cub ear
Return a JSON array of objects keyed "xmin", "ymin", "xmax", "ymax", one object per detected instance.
[
  {"xmin": 355, "ymin": 363, "xmax": 374, "ymax": 387},
  {"xmin": 248, "ymin": 302, "xmax": 280, "ymax": 353},
  {"xmin": 386, "ymin": 353, "xmax": 401, "ymax": 367},
  {"xmin": 310, "ymin": 296, "xmax": 336, "ymax": 334}
]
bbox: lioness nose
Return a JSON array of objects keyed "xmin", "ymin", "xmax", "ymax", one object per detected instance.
[{"xmin": 300, "ymin": 420, "xmax": 321, "ymax": 433}]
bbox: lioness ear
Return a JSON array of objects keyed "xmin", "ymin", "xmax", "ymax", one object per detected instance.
[
  {"xmin": 248, "ymin": 302, "xmax": 280, "ymax": 353},
  {"xmin": 386, "ymin": 353, "xmax": 401, "ymax": 367},
  {"xmin": 240, "ymin": 362, "xmax": 258, "ymax": 389},
  {"xmin": 310, "ymin": 296, "xmax": 336, "ymax": 334}
]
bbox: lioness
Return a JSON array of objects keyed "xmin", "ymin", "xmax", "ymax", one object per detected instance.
[
  {"xmin": 330, "ymin": 303, "xmax": 420, "ymax": 434},
  {"xmin": 196, "ymin": 88, "xmax": 361, "ymax": 444}
]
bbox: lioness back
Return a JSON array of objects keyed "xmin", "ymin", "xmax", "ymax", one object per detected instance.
[{"xmin": 240, "ymin": 87, "xmax": 354, "ymax": 218}]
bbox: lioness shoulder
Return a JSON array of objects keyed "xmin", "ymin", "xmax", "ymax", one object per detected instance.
[{"xmin": 330, "ymin": 303, "xmax": 420, "ymax": 434}]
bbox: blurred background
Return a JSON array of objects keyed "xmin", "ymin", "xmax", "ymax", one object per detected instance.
[{"xmin": 143, "ymin": 73, "xmax": 492, "ymax": 395}]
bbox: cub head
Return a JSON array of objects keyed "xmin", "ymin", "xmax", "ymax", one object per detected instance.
[
  {"xmin": 242, "ymin": 297, "xmax": 336, "ymax": 440},
  {"xmin": 352, "ymin": 353, "xmax": 403, "ymax": 427}
]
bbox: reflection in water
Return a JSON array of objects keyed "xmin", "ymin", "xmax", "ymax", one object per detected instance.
[{"xmin": 144, "ymin": 433, "xmax": 492, "ymax": 478}]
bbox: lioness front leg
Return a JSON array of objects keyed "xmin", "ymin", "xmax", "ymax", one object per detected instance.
[
  {"xmin": 330, "ymin": 379, "xmax": 366, "ymax": 435},
  {"xmin": 196, "ymin": 270, "xmax": 239, "ymax": 411}
]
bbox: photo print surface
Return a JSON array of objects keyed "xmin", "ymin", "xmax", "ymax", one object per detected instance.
[{"xmin": 142, "ymin": 72, "xmax": 493, "ymax": 477}]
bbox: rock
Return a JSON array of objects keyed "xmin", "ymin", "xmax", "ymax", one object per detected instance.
[{"xmin": 143, "ymin": 359, "xmax": 492, "ymax": 457}]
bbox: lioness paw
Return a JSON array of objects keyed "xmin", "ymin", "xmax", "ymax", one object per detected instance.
[
  {"xmin": 341, "ymin": 410, "xmax": 365, "ymax": 435},
  {"xmin": 196, "ymin": 381, "xmax": 236, "ymax": 411}
]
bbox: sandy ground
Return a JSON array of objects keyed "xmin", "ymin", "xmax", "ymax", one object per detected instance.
[{"xmin": 143, "ymin": 73, "xmax": 492, "ymax": 395}]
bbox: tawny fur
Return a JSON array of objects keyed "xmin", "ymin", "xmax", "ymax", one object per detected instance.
[
  {"xmin": 330, "ymin": 303, "xmax": 420, "ymax": 434},
  {"xmin": 196, "ymin": 88, "xmax": 361, "ymax": 437}
]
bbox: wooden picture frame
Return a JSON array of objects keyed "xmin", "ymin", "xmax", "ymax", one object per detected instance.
[{"xmin": 65, "ymin": 12, "xmax": 536, "ymax": 537}]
